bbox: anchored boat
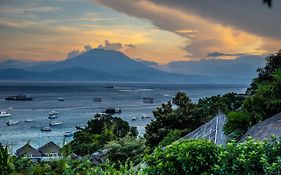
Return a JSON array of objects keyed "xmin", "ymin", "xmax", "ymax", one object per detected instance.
[
  {"xmin": 5, "ymin": 94, "xmax": 33, "ymax": 101},
  {"xmin": 0, "ymin": 111, "xmax": 11, "ymax": 118}
]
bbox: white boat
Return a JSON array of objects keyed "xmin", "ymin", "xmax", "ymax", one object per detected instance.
[
  {"xmin": 49, "ymin": 111, "xmax": 59, "ymax": 116},
  {"xmin": 48, "ymin": 115, "xmax": 58, "ymax": 119},
  {"xmin": 24, "ymin": 118, "xmax": 34, "ymax": 122},
  {"xmin": 41, "ymin": 126, "xmax": 52, "ymax": 132},
  {"xmin": 7, "ymin": 107, "xmax": 13, "ymax": 110},
  {"xmin": 50, "ymin": 121, "xmax": 63, "ymax": 126},
  {"xmin": 132, "ymin": 117, "xmax": 137, "ymax": 121},
  {"xmin": 63, "ymin": 131, "xmax": 74, "ymax": 137},
  {"xmin": 0, "ymin": 111, "xmax": 11, "ymax": 117},
  {"xmin": 7, "ymin": 120, "xmax": 19, "ymax": 126}
]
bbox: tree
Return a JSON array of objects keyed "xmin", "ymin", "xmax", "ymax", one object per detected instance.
[
  {"xmin": 0, "ymin": 145, "xmax": 14, "ymax": 175},
  {"xmin": 105, "ymin": 136, "xmax": 145, "ymax": 166},
  {"xmin": 66, "ymin": 114, "xmax": 138, "ymax": 156},
  {"xmin": 247, "ymin": 50, "xmax": 281, "ymax": 94},
  {"xmin": 224, "ymin": 111, "xmax": 251, "ymax": 140}
]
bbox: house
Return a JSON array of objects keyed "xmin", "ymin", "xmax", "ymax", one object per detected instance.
[
  {"xmin": 38, "ymin": 141, "xmax": 61, "ymax": 161},
  {"xmin": 15, "ymin": 143, "xmax": 42, "ymax": 162}
]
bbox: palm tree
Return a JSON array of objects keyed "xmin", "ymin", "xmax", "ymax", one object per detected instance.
[{"xmin": 0, "ymin": 146, "xmax": 14, "ymax": 175}]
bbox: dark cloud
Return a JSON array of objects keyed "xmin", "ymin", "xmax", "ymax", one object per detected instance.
[
  {"xmin": 149, "ymin": 0, "xmax": 281, "ymax": 39},
  {"xmin": 207, "ymin": 52, "xmax": 246, "ymax": 57}
]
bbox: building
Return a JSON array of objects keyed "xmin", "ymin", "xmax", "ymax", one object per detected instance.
[
  {"xmin": 15, "ymin": 143, "xmax": 42, "ymax": 162},
  {"xmin": 183, "ymin": 113, "xmax": 227, "ymax": 145},
  {"xmin": 38, "ymin": 141, "xmax": 61, "ymax": 161},
  {"xmin": 15, "ymin": 141, "xmax": 61, "ymax": 162}
]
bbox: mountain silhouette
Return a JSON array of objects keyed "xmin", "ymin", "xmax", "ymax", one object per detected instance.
[{"xmin": 0, "ymin": 49, "xmax": 249, "ymax": 83}]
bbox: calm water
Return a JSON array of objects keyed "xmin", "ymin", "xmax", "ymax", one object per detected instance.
[{"xmin": 0, "ymin": 82, "xmax": 247, "ymax": 152}]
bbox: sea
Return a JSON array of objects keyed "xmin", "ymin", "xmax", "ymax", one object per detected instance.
[{"xmin": 0, "ymin": 82, "xmax": 247, "ymax": 152}]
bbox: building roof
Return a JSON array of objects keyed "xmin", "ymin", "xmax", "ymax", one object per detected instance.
[
  {"xmin": 15, "ymin": 144, "xmax": 42, "ymax": 157},
  {"xmin": 240, "ymin": 112, "xmax": 281, "ymax": 142},
  {"xmin": 183, "ymin": 113, "xmax": 227, "ymax": 145},
  {"xmin": 38, "ymin": 141, "xmax": 61, "ymax": 155}
]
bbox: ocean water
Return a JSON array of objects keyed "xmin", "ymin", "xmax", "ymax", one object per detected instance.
[{"xmin": 0, "ymin": 82, "xmax": 247, "ymax": 152}]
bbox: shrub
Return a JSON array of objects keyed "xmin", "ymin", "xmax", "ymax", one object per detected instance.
[
  {"xmin": 145, "ymin": 139, "xmax": 218, "ymax": 175},
  {"xmin": 213, "ymin": 138, "xmax": 281, "ymax": 175},
  {"xmin": 224, "ymin": 111, "xmax": 251, "ymax": 140}
]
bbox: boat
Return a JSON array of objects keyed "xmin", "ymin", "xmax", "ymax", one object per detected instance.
[
  {"xmin": 24, "ymin": 118, "xmax": 34, "ymax": 122},
  {"xmin": 95, "ymin": 112, "xmax": 107, "ymax": 117},
  {"xmin": 49, "ymin": 111, "xmax": 59, "ymax": 116},
  {"xmin": 48, "ymin": 115, "xmax": 58, "ymax": 119},
  {"xmin": 58, "ymin": 98, "xmax": 64, "ymax": 101},
  {"xmin": 143, "ymin": 97, "xmax": 154, "ymax": 103},
  {"xmin": 0, "ymin": 111, "xmax": 11, "ymax": 117},
  {"xmin": 93, "ymin": 97, "xmax": 102, "ymax": 102},
  {"xmin": 141, "ymin": 114, "xmax": 151, "ymax": 119},
  {"xmin": 6, "ymin": 120, "xmax": 19, "ymax": 126},
  {"xmin": 49, "ymin": 121, "xmax": 63, "ymax": 126},
  {"xmin": 132, "ymin": 117, "xmax": 137, "ymax": 121},
  {"xmin": 41, "ymin": 126, "xmax": 52, "ymax": 132},
  {"xmin": 7, "ymin": 107, "xmax": 13, "ymax": 110},
  {"xmin": 104, "ymin": 86, "xmax": 114, "ymax": 89},
  {"xmin": 5, "ymin": 94, "xmax": 33, "ymax": 101},
  {"xmin": 63, "ymin": 131, "xmax": 74, "ymax": 137},
  {"xmin": 103, "ymin": 108, "xmax": 121, "ymax": 114}
]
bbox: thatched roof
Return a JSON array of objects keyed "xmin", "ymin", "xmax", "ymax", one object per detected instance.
[
  {"xmin": 38, "ymin": 141, "xmax": 61, "ymax": 155},
  {"xmin": 15, "ymin": 144, "xmax": 42, "ymax": 157},
  {"xmin": 183, "ymin": 114, "xmax": 227, "ymax": 145},
  {"xmin": 241, "ymin": 112, "xmax": 281, "ymax": 142}
]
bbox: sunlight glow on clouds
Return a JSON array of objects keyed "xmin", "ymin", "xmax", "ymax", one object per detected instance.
[{"xmin": 0, "ymin": 0, "xmax": 280, "ymax": 64}]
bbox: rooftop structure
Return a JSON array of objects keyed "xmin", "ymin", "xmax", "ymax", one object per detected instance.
[{"xmin": 183, "ymin": 113, "xmax": 227, "ymax": 145}]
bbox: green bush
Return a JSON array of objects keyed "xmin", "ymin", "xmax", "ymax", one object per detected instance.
[
  {"xmin": 214, "ymin": 138, "xmax": 281, "ymax": 175},
  {"xmin": 158, "ymin": 130, "xmax": 182, "ymax": 147},
  {"xmin": 224, "ymin": 111, "xmax": 251, "ymax": 140},
  {"xmin": 145, "ymin": 139, "xmax": 218, "ymax": 175}
]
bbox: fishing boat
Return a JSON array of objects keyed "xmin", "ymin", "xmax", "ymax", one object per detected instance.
[
  {"xmin": 49, "ymin": 121, "xmax": 63, "ymax": 126},
  {"xmin": 24, "ymin": 118, "xmax": 34, "ymax": 122},
  {"xmin": 41, "ymin": 126, "xmax": 52, "ymax": 132},
  {"xmin": 48, "ymin": 115, "xmax": 58, "ymax": 119},
  {"xmin": 0, "ymin": 111, "xmax": 11, "ymax": 117},
  {"xmin": 6, "ymin": 120, "xmax": 19, "ymax": 126},
  {"xmin": 5, "ymin": 94, "xmax": 33, "ymax": 101},
  {"xmin": 58, "ymin": 98, "xmax": 64, "ymax": 101},
  {"xmin": 141, "ymin": 114, "xmax": 151, "ymax": 119},
  {"xmin": 103, "ymin": 108, "xmax": 121, "ymax": 114},
  {"xmin": 63, "ymin": 131, "xmax": 74, "ymax": 137},
  {"xmin": 49, "ymin": 111, "xmax": 59, "ymax": 116}
]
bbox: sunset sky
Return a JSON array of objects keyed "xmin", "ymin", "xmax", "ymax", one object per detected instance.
[{"xmin": 0, "ymin": 0, "xmax": 280, "ymax": 64}]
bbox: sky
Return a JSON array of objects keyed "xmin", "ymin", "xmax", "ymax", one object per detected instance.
[{"xmin": 0, "ymin": 0, "xmax": 280, "ymax": 64}]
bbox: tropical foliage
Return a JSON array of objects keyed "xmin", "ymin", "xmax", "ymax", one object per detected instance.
[
  {"xmin": 64, "ymin": 114, "xmax": 138, "ymax": 156},
  {"xmin": 225, "ymin": 50, "xmax": 281, "ymax": 139},
  {"xmin": 144, "ymin": 92, "xmax": 245, "ymax": 149}
]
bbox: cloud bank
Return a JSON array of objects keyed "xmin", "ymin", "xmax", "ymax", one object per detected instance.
[{"xmin": 93, "ymin": 0, "xmax": 281, "ymax": 60}]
